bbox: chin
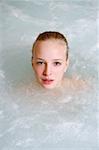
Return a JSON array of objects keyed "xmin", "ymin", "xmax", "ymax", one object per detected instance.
[
  {"xmin": 40, "ymin": 83, "xmax": 54, "ymax": 89},
  {"xmin": 41, "ymin": 82, "xmax": 60, "ymax": 89}
]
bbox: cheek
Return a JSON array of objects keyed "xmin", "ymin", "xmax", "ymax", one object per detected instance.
[
  {"xmin": 34, "ymin": 66, "xmax": 44, "ymax": 75},
  {"xmin": 54, "ymin": 66, "xmax": 65, "ymax": 73},
  {"xmin": 54, "ymin": 67, "xmax": 65, "ymax": 79},
  {"xmin": 57, "ymin": 70, "xmax": 64, "ymax": 76}
]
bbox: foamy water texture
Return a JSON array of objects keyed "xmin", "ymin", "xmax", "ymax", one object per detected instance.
[
  {"xmin": 0, "ymin": 0, "xmax": 98, "ymax": 150},
  {"xmin": 0, "ymin": 81, "xmax": 98, "ymax": 150}
]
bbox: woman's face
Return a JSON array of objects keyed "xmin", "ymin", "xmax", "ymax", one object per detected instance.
[{"xmin": 32, "ymin": 39, "xmax": 69, "ymax": 89}]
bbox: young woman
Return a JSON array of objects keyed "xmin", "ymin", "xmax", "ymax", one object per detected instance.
[{"xmin": 32, "ymin": 31, "xmax": 87, "ymax": 90}]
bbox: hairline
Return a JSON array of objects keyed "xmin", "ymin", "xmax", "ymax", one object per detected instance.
[{"xmin": 32, "ymin": 32, "xmax": 69, "ymax": 60}]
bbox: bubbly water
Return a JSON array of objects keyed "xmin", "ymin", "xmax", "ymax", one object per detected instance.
[{"xmin": 0, "ymin": 0, "xmax": 98, "ymax": 150}]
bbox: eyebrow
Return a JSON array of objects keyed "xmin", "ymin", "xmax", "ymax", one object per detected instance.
[{"xmin": 36, "ymin": 58, "xmax": 63, "ymax": 61}]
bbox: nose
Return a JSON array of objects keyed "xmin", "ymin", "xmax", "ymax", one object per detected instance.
[{"xmin": 43, "ymin": 63, "xmax": 51, "ymax": 76}]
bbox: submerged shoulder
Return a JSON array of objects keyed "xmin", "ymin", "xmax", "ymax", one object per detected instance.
[{"xmin": 63, "ymin": 77, "xmax": 90, "ymax": 91}]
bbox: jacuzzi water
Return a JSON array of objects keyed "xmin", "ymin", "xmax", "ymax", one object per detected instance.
[{"xmin": 0, "ymin": 0, "xmax": 98, "ymax": 150}]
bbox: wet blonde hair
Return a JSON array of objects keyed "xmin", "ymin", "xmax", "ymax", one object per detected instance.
[{"xmin": 32, "ymin": 31, "xmax": 69, "ymax": 60}]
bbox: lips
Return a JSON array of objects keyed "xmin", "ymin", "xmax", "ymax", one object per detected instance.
[{"xmin": 42, "ymin": 79, "xmax": 54, "ymax": 85}]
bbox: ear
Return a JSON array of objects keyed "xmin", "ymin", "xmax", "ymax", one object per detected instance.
[
  {"xmin": 31, "ymin": 56, "xmax": 34, "ymax": 67},
  {"xmin": 64, "ymin": 58, "xmax": 69, "ymax": 72},
  {"xmin": 66, "ymin": 58, "xmax": 69, "ymax": 67}
]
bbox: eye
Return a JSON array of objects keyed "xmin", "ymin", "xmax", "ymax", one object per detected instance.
[
  {"xmin": 36, "ymin": 61, "xmax": 44, "ymax": 65},
  {"xmin": 53, "ymin": 62, "xmax": 62, "ymax": 66}
]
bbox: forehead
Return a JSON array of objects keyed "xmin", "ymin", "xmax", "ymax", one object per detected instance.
[
  {"xmin": 33, "ymin": 39, "xmax": 66, "ymax": 60},
  {"xmin": 34, "ymin": 39, "xmax": 66, "ymax": 53}
]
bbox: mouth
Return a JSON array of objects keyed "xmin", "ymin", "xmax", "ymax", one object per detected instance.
[{"xmin": 42, "ymin": 79, "xmax": 54, "ymax": 85}]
